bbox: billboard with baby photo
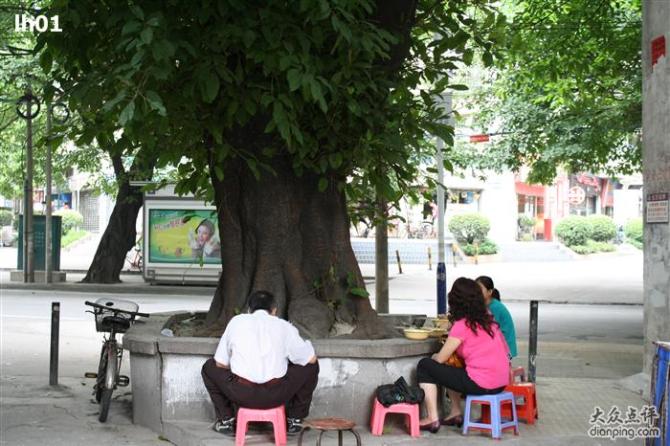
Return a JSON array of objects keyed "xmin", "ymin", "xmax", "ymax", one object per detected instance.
[{"xmin": 148, "ymin": 209, "xmax": 221, "ymax": 265}]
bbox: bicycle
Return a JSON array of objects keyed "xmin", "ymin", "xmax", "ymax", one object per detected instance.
[
  {"xmin": 125, "ymin": 247, "xmax": 143, "ymax": 271},
  {"xmin": 125, "ymin": 236, "xmax": 143, "ymax": 271},
  {"xmin": 84, "ymin": 298, "xmax": 149, "ymax": 422}
]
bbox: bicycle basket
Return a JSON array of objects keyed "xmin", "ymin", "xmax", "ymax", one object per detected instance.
[{"xmin": 92, "ymin": 297, "xmax": 140, "ymax": 333}]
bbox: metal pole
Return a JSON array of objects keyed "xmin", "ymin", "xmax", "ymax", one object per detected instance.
[
  {"xmin": 375, "ymin": 196, "xmax": 389, "ymax": 313},
  {"xmin": 25, "ymin": 89, "xmax": 34, "ymax": 283},
  {"xmin": 45, "ymin": 103, "xmax": 53, "ymax": 283},
  {"xmin": 50, "ymin": 302, "xmax": 60, "ymax": 386},
  {"xmin": 436, "ymin": 93, "xmax": 452, "ymax": 316},
  {"xmin": 427, "ymin": 246, "xmax": 432, "ymax": 270},
  {"xmin": 529, "ymin": 300, "xmax": 539, "ymax": 383},
  {"xmin": 395, "ymin": 249, "xmax": 403, "ymax": 274}
]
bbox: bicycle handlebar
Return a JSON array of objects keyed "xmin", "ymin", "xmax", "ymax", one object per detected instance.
[{"xmin": 85, "ymin": 300, "xmax": 150, "ymax": 318}]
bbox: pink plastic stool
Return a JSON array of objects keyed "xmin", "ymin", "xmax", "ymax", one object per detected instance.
[
  {"xmin": 369, "ymin": 399, "xmax": 420, "ymax": 437},
  {"xmin": 235, "ymin": 406, "xmax": 287, "ymax": 446}
]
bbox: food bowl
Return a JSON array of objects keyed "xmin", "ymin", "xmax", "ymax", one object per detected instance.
[
  {"xmin": 430, "ymin": 317, "xmax": 451, "ymax": 328},
  {"xmin": 403, "ymin": 328, "xmax": 431, "ymax": 340},
  {"xmin": 428, "ymin": 328, "xmax": 447, "ymax": 338}
]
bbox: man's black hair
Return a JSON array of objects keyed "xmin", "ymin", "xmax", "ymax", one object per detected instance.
[{"xmin": 247, "ymin": 290, "xmax": 276, "ymax": 313}]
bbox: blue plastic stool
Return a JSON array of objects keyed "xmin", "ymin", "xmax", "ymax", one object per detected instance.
[{"xmin": 463, "ymin": 392, "xmax": 519, "ymax": 439}]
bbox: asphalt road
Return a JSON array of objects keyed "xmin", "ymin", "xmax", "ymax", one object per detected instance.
[
  {"xmin": 1, "ymin": 289, "xmax": 643, "ymax": 381},
  {"xmin": 361, "ymin": 252, "xmax": 643, "ymax": 305}
]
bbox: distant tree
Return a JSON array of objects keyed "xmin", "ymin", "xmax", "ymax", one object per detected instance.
[
  {"xmin": 0, "ymin": 1, "xmax": 157, "ymax": 283},
  {"xmin": 472, "ymin": 0, "xmax": 641, "ymax": 184}
]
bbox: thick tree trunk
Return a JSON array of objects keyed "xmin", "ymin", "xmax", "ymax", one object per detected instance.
[
  {"xmin": 81, "ymin": 153, "xmax": 153, "ymax": 283},
  {"xmin": 202, "ymin": 0, "xmax": 419, "ymax": 338},
  {"xmin": 205, "ymin": 149, "xmax": 394, "ymax": 339}
]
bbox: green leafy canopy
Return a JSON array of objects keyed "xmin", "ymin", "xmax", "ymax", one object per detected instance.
[
  {"xmin": 38, "ymin": 0, "xmax": 506, "ymax": 212},
  {"xmin": 473, "ymin": 0, "xmax": 642, "ymax": 184}
]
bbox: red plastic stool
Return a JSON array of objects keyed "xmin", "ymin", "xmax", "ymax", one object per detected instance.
[
  {"xmin": 369, "ymin": 399, "xmax": 420, "ymax": 437},
  {"xmin": 483, "ymin": 382, "xmax": 538, "ymax": 425},
  {"xmin": 509, "ymin": 366, "xmax": 526, "ymax": 384},
  {"xmin": 502, "ymin": 383, "xmax": 538, "ymax": 424},
  {"xmin": 236, "ymin": 406, "xmax": 287, "ymax": 446}
]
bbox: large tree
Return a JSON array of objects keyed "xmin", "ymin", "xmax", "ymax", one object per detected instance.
[{"xmin": 40, "ymin": 0, "xmax": 505, "ymax": 337}]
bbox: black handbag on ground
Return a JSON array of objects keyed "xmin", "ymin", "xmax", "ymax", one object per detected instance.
[{"xmin": 375, "ymin": 376, "xmax": 425, "ymax": 407}]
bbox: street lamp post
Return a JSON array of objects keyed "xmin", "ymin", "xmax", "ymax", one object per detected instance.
[{"xmin": 17, "ymin": 88, "xmax": 40, "ymax": 283}]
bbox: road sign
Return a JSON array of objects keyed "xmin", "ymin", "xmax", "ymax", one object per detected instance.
[{"xmin": 646, "ymin": 193, "xmax": 669, "ymax": 224}]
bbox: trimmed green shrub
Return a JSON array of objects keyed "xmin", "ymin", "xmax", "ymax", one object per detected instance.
[
  {"xmin": 518, "ymin": 215, "xmax": 535, "ymax": 231},
  {"xmin": 61, "ymin": 229, "xmax": 89, "ymax": 248},
  {"xmin": 586, "ymin": 240, "xmax": 616, "ymax": 252},
  {"xmin": 570, "ymin": 244, "xmax": 594, "ymax": 255},
  {"xmin": 461, "ymin": 239, "xmax": 498, "ymax": 256},
  {"xmin": 587, "ymin": 215, "xmax": 616, "ymax": 242},
  {"xmin": 54, "ymin": 209, "xmax": 84, "ymax": 234},
  {"xmin": 517, "ymin": 214, "xmax": 535, "ymax": 241},
  {"xmin": 624, "ymin": 218, "xmax": 643, "ymax": 247},
  {"xmin": 556, "ymin": 216, "xmax": 590, "ymax": 247},
  {"xmin": 0, "ymin": 210, "xmax": 13, "ymax": 227},
  {"xmin": 571, "ymin": 240, "xmax": 616, "ymax": 255},
  {"xmin": 448, "ymin": 213, "xmax": 491, "ymax": 245}
]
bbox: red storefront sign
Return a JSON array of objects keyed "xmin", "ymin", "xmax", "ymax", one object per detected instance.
[
  {"xmin": 652, "ymin": 35, "xmax": 666, "ymax": 67},
  {"xmin": 469, "ymin": 134, "xmax": 490, "ymax": 143},
  {"xmin": 576, "ymin": 173, "xmax": 600, "ymax": 189}
]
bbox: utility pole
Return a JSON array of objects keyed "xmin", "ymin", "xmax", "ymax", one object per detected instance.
[
  {"xmin": 375, "ymin": 196, "xmax": 389, "ymax": 313},
  {"xmin": 436, "ymin": 93, "xmax": 452, "ymax": 316},
  {"xmin": 45, "ymin": 102, "xmax": 53, "ymax": 283}
]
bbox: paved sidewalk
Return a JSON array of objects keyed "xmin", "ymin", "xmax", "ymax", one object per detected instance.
[{"xmin": 0, "ymin": 373, "xmax": 648, "ymax": 446}]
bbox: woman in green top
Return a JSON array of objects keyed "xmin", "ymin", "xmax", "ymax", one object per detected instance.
[{"xmin": 476, "ymin": 276, "xmax": 517, "ymax": 358}]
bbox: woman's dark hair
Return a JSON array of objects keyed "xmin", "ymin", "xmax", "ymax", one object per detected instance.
[
  {"xmin": 448, "ymin": 277, "xmax": 496, "ymax": 337},
  {"xmin": 476, "ymin": 275, "xmax": 501, "ymax": 301},
  {"xmin": 247, "ymin": 290, "xmax": 277, "ymax": 313}
]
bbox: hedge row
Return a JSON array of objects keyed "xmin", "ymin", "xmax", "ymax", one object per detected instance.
[
  {"xmin": 556, "ymin": 215, "xmax": 616, "ymax": 246},
  {"xmin": 448, "ymin": 213, "xmax": 498, "ymax": 256}
]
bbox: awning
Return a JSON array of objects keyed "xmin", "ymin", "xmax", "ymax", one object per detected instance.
[{"xmin": 515, "ymin": 182, "xmax": 545, "ymax": 197}]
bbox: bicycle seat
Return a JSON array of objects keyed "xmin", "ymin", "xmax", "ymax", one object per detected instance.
[{"xmin": 100, "ymin": 315, "xmax": 131, "ymax": 332}]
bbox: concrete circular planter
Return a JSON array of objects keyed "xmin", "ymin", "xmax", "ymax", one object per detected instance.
[{"xmin": 123, "ymin": 312, "xmax": 438, "ymax": 440}]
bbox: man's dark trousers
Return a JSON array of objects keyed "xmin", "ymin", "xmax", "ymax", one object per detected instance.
[{"xmin": 201, "ymin": 358, "xmax": 319, "ymax": 420}]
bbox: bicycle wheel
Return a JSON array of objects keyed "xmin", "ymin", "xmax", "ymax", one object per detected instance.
[
  {"xmin": 95, "ymin": 345, "xmax": 107, "ymax": 403},
  {"xmin": 98, "ymin": 343, "xmax": 117, "ymax": 422},
  {"xmin": 99, "ymin": 387, "xmax": 113, "ymax": 422}
]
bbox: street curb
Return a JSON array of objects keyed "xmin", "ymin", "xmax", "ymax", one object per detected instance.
[
  {"xmin": 0, "ymin": 281, "xmax": 216, "ymax": 296},
  {"xmin": 501, "ymin": 298, "xmax": 643, "ymax": 306}
]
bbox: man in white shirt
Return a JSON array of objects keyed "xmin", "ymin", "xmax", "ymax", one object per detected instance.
[{"xmin": 201, "ymin": 290, "xmax": 319, "ymax": 437}]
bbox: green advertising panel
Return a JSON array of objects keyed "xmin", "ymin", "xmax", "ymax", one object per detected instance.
[{"xmin": 148, "ymin": 209, "xmax": 220, "ymax": 264}]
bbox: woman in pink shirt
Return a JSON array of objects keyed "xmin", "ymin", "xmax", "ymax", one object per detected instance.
[{"xmin": 416, "ymin": 277, "xmax": 510, "ymax": 433}]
